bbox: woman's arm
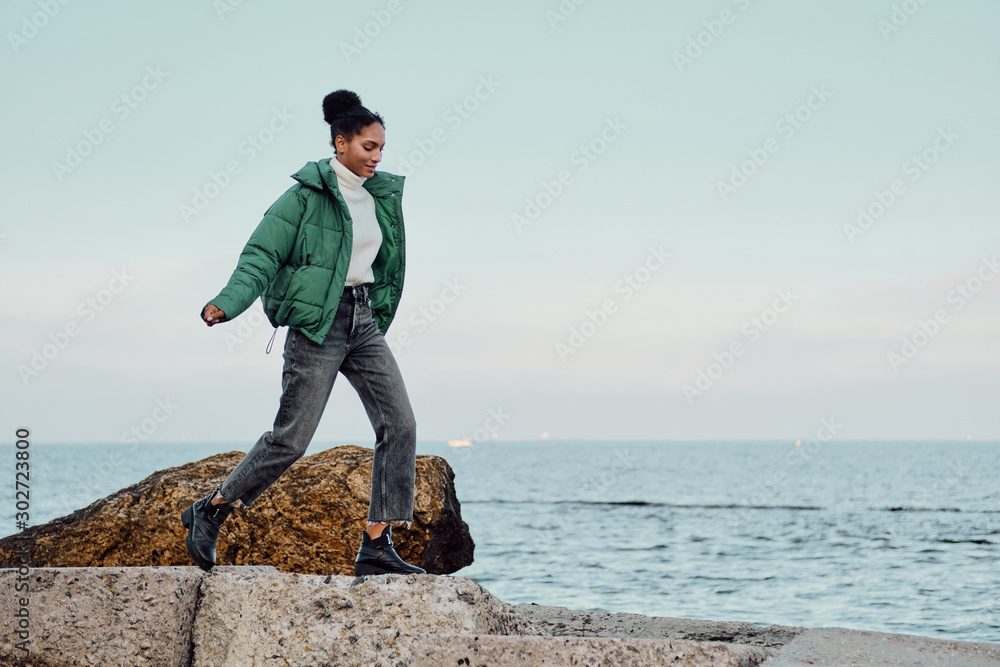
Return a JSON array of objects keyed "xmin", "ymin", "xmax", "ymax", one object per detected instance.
[{"xmin": 201, "ymin": 187, "xmax": 306, "ymax": 325}]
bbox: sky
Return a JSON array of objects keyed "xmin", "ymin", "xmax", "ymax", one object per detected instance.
[{"xmin": 2, "ymin": 0, "xmax": 999, "ymax": 445}]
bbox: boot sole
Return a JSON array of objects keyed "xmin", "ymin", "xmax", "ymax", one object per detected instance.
[
  {"xmin": 181, "ymin": 505, "xmax": 214, "ymax": 572},
  {"xmin": 353, "ymin": 561, "xmax": 426, "ymax": 576},
  {"xmin": 353, "ymin": 562, "xmax": 387, "ymax": 576}
]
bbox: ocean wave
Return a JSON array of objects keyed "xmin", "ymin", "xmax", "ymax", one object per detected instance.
[
  {"xmin": 462, "ymin": 499, "xmax": 1000, "ymax": 515},
  {"xmin": 462, "ymin": 499, "xmax": 824, "ymax": 511},
  {"xmin": 878, "ymin": 506, "xmax": 1000, "ymax": 514}
]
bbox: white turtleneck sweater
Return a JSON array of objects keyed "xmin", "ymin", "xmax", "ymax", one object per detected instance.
[{"xmin": 330, "ymin": 157, "xmax": 383, "ymax": 287}]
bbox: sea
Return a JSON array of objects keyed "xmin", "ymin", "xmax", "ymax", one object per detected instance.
[{"xmin": 2, "ymin": 440, "xmax": 998, "ymax": 644}]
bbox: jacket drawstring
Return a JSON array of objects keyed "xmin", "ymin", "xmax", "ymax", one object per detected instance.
[{"xmin": 265, "ymin": 326, "xmax": 277, "ymax": 354}]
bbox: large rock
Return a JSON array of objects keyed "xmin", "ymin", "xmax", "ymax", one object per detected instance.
[
  {"xmin": 514, "ymin": 602, "xmax": 804, "ymax": 647},
  {"xmin": 0, "ymin": 567, "xmax": 775, "ymax": 667},
  {"xmin": 192, "ymin": 569, "xmax": 541, "ymax": 666},
  {"xmin": 406, "ymin": 635, "xmax": 772, "ymax": 667},
  {"xmin": 0, "ymin": 445, "xmax": 473, "ymax": 575},
  {"xmin": 4, "ymin": 567, "xmax": 998, "ymax": 666},
  {"xmin": 760, "ymin": 627, "xmax": 1000, "ymax": 667},
  {"xmin": 0, "ymin": 565, "xmax": 215, "ymax": 666}
]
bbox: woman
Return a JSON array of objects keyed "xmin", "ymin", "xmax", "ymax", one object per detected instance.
[{"xmin": 181, "ymin": 89, "xmax": 424, "ymax": 577}]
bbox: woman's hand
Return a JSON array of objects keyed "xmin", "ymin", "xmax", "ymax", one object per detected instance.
[{"xmin": 202, "ymin": 305, "xmax": 227, "ymax": 326}]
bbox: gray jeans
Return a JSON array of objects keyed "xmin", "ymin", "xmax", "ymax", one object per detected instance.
[{"xmin": 219, "ymin": 283, "xmax": 417, "ymax": 525}]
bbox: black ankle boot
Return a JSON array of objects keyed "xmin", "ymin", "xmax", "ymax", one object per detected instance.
[
  {"xmin": 353, "ymin": 525, "xmax": 426, "ymax": 576},
  {"xmin": 181, "ymin": 488, "xmax": 236, "ymax": 571}
]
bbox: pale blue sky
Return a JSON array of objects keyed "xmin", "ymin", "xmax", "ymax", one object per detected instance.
[{"xmin": 3, "ymin": 0, "xmax": 999, "ymax": 444}]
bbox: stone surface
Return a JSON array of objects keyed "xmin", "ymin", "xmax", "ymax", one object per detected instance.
[
  {"xmin": 407, "ymin": 635, "xmax": 773, "ymax": 667},
  {"xmin": 760, "ymin": 627, "xmax": 1000, "ymax": 666},
  {"xmin": 0, "ymin": 565, "xmax": 220, "ymax": 667},
  {"xmin": 2, "ymin": 567, "xmax": 998, "ymax": 667},
  {"xmin": 191, "ymin": 570, "xmax": 541, "ymax": 666},
  {"xmin": 515, "ymin": 601, "xmax": 804, "ymax": 648},
  {"xmin": 0, "ymin": 445, "xmax": 473, "ymax": 575}
]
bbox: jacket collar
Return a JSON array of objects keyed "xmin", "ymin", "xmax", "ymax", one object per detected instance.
[{"xmin": 291, "ymin": 159, "xmax": 404, "ymax": 198}]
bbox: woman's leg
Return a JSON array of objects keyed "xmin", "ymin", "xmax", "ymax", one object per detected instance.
[
  {"xmin": 338, "ymin": 310, "xmax": 418, "ymax": 529},
  {"xmin": 219, "ymin": 300, "xmax": 355, "ymax": 508},
  {"xmin": 184, "ymin": 309, "xmax": 353, "ymax": 571},
  {"xmin": 342, "ymin": 315, "xmax": 424, "ymax": 576}
]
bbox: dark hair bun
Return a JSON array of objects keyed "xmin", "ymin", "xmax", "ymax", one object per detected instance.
[{"xmin": 323, "ymin": 90, "xmax": 363, "ymax": 125}]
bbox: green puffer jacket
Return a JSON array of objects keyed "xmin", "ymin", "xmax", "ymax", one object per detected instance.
[{"xmin": 203, "ymin": 158, "xmax": 406, "ymax": 344}]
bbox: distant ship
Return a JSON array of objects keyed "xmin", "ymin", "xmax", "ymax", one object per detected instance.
[{"xmin": 448, "ymin": 439, "xmax": 471, "ymax": 447}]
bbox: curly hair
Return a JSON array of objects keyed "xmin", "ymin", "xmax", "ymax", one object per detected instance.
[{"xmin": 322, "ymin": 89, "xmax": 385, "ymax": 149}]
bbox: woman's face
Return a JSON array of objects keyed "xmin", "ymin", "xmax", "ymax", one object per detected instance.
[{"xmin": 335, "ymin": 122, "xmax": 385, "ymax": 178}]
